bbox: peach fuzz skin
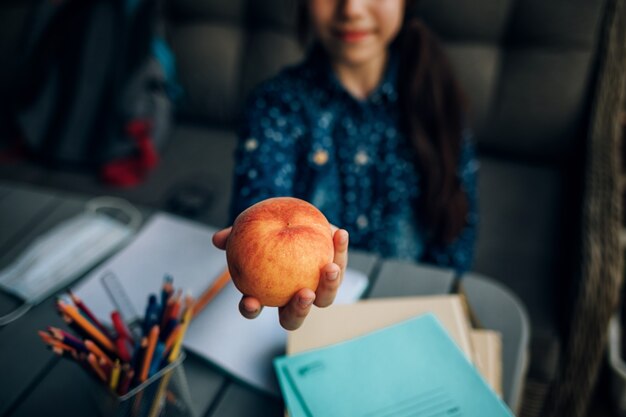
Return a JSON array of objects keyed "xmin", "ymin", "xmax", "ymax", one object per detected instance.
[{"xmin": 225, "ymin": 197, "xmax": 334, "ymax": 307}]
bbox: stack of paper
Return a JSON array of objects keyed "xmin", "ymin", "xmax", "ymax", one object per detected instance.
[
  {"xmin": 275, "ymin": 314, "xmax": 513, "ymax": 417},
  {"xmin": 287, "ymin": 295, "xmax": 502, "ymax": 394},
  {"xmin": 471, "ymin": 329, "xmax": 503, "ymax": 398}
]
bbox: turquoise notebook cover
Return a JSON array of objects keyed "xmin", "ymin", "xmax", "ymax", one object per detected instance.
[{"xmin": 274, "ymin": 313, "xmax": 513, "ymax": 417}]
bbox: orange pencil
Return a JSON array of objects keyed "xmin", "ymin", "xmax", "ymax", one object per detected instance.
[
  {"xmin": 49, "ymin": 345, "xmax": 77, "ymax": 360},
  {"xmin": 68, "ymin": 290, "xmax": 114, "ymax": 340},
  {"xmin": 45, "ymin": 339, "xmax": 76, "ymax": 354},
  {"xmin": 85, "ymin": 340, "xmax": 114, "ymax": 368},
  {"xmin": 192, "ymin": 269, "xmax": 231, "ymax": 319},
  {"xmin": 160, "ymin": 292, "xmax": 177, "ymax": 328},
  {"xmin": 169, "ymin": 294, "xmax": 182, "ymax": 321},
  {"xmin": 139, "ymin": 325, "xmax": 159, "ymax": 382},
  {"xmin": 163, "ymin": 325, "xmax": 181, "ymax": 354},
  {"xmin": 57, "ymin": 301, "xmax": 117, "ymax": 354},
  {"xmin": 87, "ymin": 353, "xmax": 108, "ymax": 382},
  {"xmin": 38, "ymin": 330, "xmax": 55, "ymax": 345},
  {"xmin": 39, "ymin": 331, "xmax": 76, "ymax": 352}
]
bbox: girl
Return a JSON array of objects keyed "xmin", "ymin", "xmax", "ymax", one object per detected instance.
[{"xmin": 213, "ymin": 0, "xmax": 477, "ymax": 330}]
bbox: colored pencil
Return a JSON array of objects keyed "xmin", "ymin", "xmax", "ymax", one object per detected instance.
[
  {"xmin": 111, "ymin": 311, "xmax": 134, "ymax": 343},
  {"xmin": 41, "ymin": 277, "xmax": 196, "ymax": 400},
  {"xmin": 57, "ymin": 301, "xmax": 117, "ymax": 354},
  {"xmin": 85, "ymin": 340, "xmax": 114, "ymax": 368},
  {"xmin": 115, "ymin": 336, "xmax": 132, "ymax": 363},
  {"xmin": 110, "ymin": 360, "xmax": 121, "ymax": 391},
  {"xmin": 163, "ymin": 325, "xmax": 180, "ymax": 354},
  {"xmin": 140, "ymin": 325, "xmax": 160, "ymax": 382},
  {"xmin": 48, "ymin": 326, "xmax": 87, "ymax": 352},
  {"xmin": 87, "ymin": 353, "xmax": 108, "ymax": 382},
  {"xmin": 169, "ymin": 305, "xmax": 193, "ymax": 362},
  {"xmin": 160, "ymin": 275, "xmax": 174, "ymax": 321},
  {"xmin": 68, "ymin": 290, "xmax": 115, "ymax": 340},
  {"xmin": 118, "ymin": 365, "xmax": 134, "ymax": 396},
  {"xmin": 192, "ymin": 269, "xmax": 231, "ymax": 319}
]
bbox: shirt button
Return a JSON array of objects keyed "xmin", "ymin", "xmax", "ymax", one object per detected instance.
[
  {"xmin": 354, "ymin": 150, "xmax": 369, "ymax": 166},
  {"xmin": 356, "ymin": 214, "xmax": 369, "ymax": 229},
  {"xmin": 244, "ymin": 138, "xmax": 258, "ymax": 151},
  {"xmin": 312, "ymin": 149, "xmax": 329, "ymax": 166}
]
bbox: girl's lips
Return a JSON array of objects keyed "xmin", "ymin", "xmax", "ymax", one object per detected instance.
[{"xmin": 334, "ymin": 29, "xmax": 372, "ymax": 43}]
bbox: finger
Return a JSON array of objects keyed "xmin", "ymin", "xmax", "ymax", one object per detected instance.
[
  {"xmin": 333, "ymin": 229, "xmax": 349, "ymax": 275},
  {"xmin": 278, "ymin": 288, "xmax": 315, "ymax": 331},
  {"xmin": 314, "ymin": 263, "xmax": 341, "ymax": 307},
  {"xmin": 212, "ymin": 227, "xmax": 232, "ymax": 250},
  {"xmin": 238, "ymin": 295, "xmax": 263, "ymax": 319}
]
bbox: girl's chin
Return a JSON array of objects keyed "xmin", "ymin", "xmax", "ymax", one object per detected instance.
[{"xmin": 331, "ymin": 48, "xmax": 386, "ymax": 67}]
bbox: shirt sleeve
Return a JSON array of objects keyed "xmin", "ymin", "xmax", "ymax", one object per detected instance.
[
  {"xmin": 229, "ymin": 85, "xmax": 304, "ymax": 222},
  {"xmin": 423, "ymin": 130, "xmax": 479, "ymax": 275}
]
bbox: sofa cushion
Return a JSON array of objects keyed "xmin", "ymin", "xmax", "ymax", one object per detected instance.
[
  {"xmin": 420, "ymin": 0, "xmax": 605, "ymax": 162},
  {"xmin": 169, "ymin": 24, "xmax": 244, "ymax": 125},
  {"xmin": 168, "ymin": 0, "xmax": 244, "ymax": 22},
  {"xmin": 474, "ymin": 156, "xmax": 564, "ymax": 328}
]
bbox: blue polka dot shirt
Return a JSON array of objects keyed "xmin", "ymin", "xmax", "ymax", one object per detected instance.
[{"xmin": 230, "ymin": 47, "xmax": 479, "ymax": 274}]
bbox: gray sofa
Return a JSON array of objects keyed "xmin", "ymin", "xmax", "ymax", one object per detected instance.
[{"xmin": 1, "ymin": 0, "xmax": 624, "ymax": 416}]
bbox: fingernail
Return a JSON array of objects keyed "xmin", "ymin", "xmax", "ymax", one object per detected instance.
[
  {"xmin": 339, "ymin": 231, "xmax": 348, "ymax": 244},
  {"xmin": 298, "ymin": 297, "xmax": 314, "ymax": 308},
  {"xmin": 243, "ymin": 304, "xmax": 257, "ymax": 314},
  {"xmin": 326, "ymin": 271, "xmax": 339, "ymax": 281}
]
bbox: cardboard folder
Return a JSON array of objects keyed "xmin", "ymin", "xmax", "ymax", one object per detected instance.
[{"xmin": 288, "ymin": 294, "xmax": 475, "ymax": 360}]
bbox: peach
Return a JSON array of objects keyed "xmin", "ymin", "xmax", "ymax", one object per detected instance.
[{"xmin": 226, "ymin": 197, "xmax": 334, "ymax": 307}]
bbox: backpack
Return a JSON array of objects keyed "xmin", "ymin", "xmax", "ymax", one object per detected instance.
[{"xmin": 10, "ymin": 0, "xmax": 180, "ymax": 186}]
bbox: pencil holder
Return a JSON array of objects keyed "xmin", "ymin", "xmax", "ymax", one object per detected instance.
[{"xmin": 90, "ymin": 353, "xmax": 196, "ymax": 417}]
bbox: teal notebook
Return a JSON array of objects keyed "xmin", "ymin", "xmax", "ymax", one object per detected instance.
[{"xmin": 274, "ymin": 313, "xmax": 513, "ymax": 417}]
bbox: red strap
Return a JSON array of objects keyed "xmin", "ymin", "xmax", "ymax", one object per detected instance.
[{"xmin": 100, "ymin": 119, "xmax": 159, "ymax": 187}]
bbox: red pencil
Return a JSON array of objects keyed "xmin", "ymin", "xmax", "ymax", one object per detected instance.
[
  {"xmin": 115, "ymin": 336, "xmax": 132, "ymax": 363},
  {"xmin": 111, "ymin": 311, "xmax": 134, "ymax": 343}
]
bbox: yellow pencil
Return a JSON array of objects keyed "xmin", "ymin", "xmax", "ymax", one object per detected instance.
[
  {"xmin": 168, "ymin": 305, "xmax": 193, "ymax": 362},
  {"xmin": 109, "ymin": 360, "xmax": 121, "ymax": 391}
]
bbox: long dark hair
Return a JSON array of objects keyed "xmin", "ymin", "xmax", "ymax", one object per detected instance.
[
  {"xmin": 397, "ymin": 18, "xmax": 469, "ymax": 243},
  {"xmin": 298, "ymin": 3, "xmax": 469, "ymax": 244}
]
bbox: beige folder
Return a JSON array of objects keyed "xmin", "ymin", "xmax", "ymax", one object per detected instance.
[
  {"xmin": 287, "ymin": 294, "xmax": 474, "ymax": 360},
  {"xmin": 471, "ymin": 329, "xmax": 503, "ymax": 397}
]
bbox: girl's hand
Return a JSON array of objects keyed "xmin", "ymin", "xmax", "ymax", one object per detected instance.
[{"xmin": 212, "ymin": 226, "xmax": 349, "ymax": 331}]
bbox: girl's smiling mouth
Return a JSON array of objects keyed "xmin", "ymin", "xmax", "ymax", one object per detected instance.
[{"xmin": 333, "ymin": 29, "xmax": 373, "ymax": 42}]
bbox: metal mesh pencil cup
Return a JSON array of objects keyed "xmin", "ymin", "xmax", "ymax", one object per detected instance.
[{"xmin": 90, "ymin": 352, "xmax": 195, "ymax": 417}]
